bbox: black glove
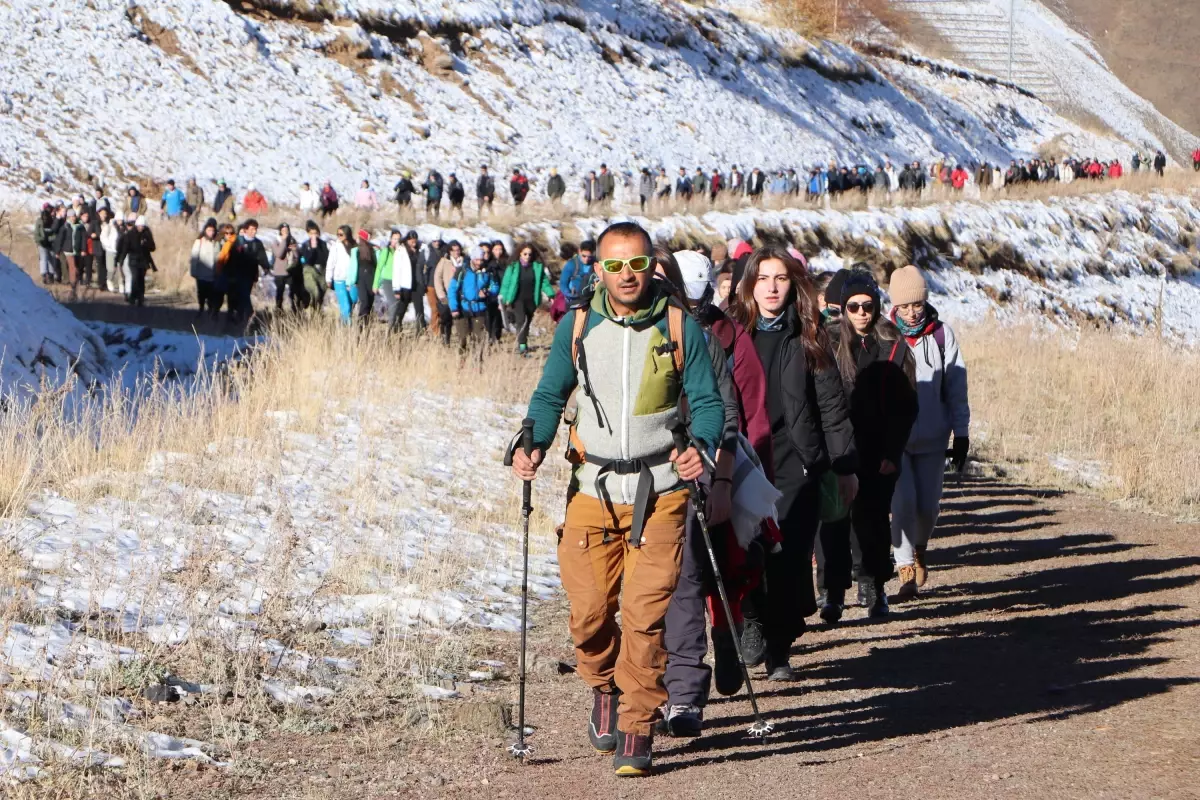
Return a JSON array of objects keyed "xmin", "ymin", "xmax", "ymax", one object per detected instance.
[{"xmin": 951, "ymin": 436, "xmax": 970, "ymax": 473}]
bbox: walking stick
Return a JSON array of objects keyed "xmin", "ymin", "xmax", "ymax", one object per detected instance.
[
  {"xmin": 671, "ymin": 424, "xmax": 774, "ymax": 739},
  {"xmin": 504, "ymin": 418, "xmax": 536, "ymax": 759}
]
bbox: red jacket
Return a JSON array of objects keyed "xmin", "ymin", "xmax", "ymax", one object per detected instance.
[
  {"xmin": 709, "ymin": 313, "xmax": 772, "ymax": 478},
  {"xmin": 243, "ymin": 190, "xmax": 268, "ymax": 214},
  {"xmin": 1108, "ymin": 163, "xmax": 1123, "ymax": 179},
  {"xmin": 1087, "ymin": 162, "xmax": 1104, "ymax": 178},
  {"xmin": 950, "ymin": 168, "xmax": 968, "ymax": 189},
  {"xmin": 1192, "ymin": 149, "xmax": 1200, "ymax": 163}
]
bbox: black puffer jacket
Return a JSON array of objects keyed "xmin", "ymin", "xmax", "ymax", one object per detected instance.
[
  {"xmin": 753, "ymin": 307, "xmax": 857, "ymax": 490},
  {"xmin": 832, "ymin": 324, "xmax": 918, "ymax": 470}
]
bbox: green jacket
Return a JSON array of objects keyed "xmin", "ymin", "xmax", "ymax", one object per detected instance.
[
  {"xmin": 525, "ymin": 286, "xmax": 723, "ymax": 500},
  {"xmin": 499, "ymin": 261, "xmax": 555, "ymax": 306},
  {"xmin": 374, "ymin": 247, "xmax": 394, "ymax": 291}
]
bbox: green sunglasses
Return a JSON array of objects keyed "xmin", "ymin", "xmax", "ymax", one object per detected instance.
[{"xmin": 599, "ymin": 255, "xmax": 653, "ymax": 273}]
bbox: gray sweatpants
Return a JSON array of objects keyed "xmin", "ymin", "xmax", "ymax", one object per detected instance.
[{"xmin": 890, "ymin": 451, "xmax": 947, "ymax": 566}]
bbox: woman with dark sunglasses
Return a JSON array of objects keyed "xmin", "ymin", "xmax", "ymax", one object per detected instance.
[
  {"xmin": 730, "ymin": 246, "xmax": 857, "ymax": 681},
  {"xmin": 827, "ymin": 270, "xmax": 918, "ymax": 620}
]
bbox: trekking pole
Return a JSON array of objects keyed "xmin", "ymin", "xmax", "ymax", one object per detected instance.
[
  {"xmin": 504, "ymin": 418, "xmax": 536, "ymax": 759},
  {"xmin": 671, "ymin": 424, "xmax": 774, "ymax": 739}
]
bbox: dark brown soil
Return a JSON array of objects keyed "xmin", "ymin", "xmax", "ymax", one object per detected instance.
[{"xmin": 167, "ymin": 475, "xmax": 1200, "ymax": 799}]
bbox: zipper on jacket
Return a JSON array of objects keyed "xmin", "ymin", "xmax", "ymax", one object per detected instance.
[{"xmin": 620, "ymin": 322, "xmax": 630, "ymax": 504}]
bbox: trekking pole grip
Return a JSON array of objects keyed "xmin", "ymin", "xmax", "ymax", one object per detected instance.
[
  {"xmin": 670, "ymin": 424, "xmax": 690, "ymax": 462},
  {"xmin": 520, "ymin": 418, "xmax": 535, "ymax": 458},
  {"xmin": 520, "ymin": 418, "xmax": 535, "ymax": 511}
]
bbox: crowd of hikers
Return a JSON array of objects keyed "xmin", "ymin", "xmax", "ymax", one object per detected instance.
[{"xmin": 506, "ymin": 220, "xmax": 969, "ymax": 776}]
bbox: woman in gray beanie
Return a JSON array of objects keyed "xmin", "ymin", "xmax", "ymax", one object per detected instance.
[{"xmin": 887, "ymin": 265, "xmax": 970, "ymax": 599}]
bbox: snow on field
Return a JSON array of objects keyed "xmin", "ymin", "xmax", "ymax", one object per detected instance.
[
  {"xmin": 2, "ymin": 0, "xmax": 1193, "ymax": 211},
  {"xmin": 0, "ymin": 251, "xmax": 111, "ymax": 398},
  {"xmin": 87, "ymin": 321, "xmax": 253, "ymax": 391},
  {"xmin": 0, "ymin": 381, "xmax": 562, "ymax": 774}
]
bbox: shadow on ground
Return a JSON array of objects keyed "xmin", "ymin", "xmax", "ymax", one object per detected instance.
[{"xmin": 663, "ymin": 476, "xmax": 1200, "ymax": 773}]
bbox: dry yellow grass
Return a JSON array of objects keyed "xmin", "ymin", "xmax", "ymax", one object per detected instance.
[
  {"xmin": 0, "ymin": 319, "xmax": 564, "ymax": 794},
  {"xmin": 961, "ymin": 323, "xmax": 1200, "ymax": 519}
]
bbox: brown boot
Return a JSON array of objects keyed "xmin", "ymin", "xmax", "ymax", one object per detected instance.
[
  {"xmin": 894, "ymin": 565, "xmax": 918, "ymax": 601},
  {"xmin": 914, "ymin": 547, "xmax": 928, "ymax": 587}
]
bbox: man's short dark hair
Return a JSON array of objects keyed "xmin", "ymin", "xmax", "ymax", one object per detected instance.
[
  {"xmin": 243, "ymin": 218, "xmax": 259, "ymax": 229},
  {"xmin": 580, "ymin": 238, "xmax": 597, "ymax": 252},
  {"xmin": 596, "ymin": 222, "xmax": 652, "ymax": 256}
]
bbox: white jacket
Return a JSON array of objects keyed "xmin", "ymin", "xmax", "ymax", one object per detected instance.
[
  {"xmin": 326, "ymin": 242, "xmax": 352, "ymax": 283},
  {"xmin": 100, "ymin": 220, "xmax": 120, "ymax": 252},
  {"xmin": 299, "ymin": 189, "xmax": 320, "ymax": 213},
  {"xmin": 906, "ymin": 318, "xmax": 970, "ymax": 455},
  {"xmin": 392, "ymin": 245, "xmax": 414, "ymax": 290},
  {"xmin": 190, "ymin": 237, "xmax": 221, "ymax": 281}
]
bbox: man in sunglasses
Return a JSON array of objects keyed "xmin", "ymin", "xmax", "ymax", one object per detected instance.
[{"xmin": 511, "ymin": 221, "xmax": 723, "ymax": 777}]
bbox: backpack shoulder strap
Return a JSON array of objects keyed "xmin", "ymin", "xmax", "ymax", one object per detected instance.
[
  {"xmin": 570, "ymin": 305, "xmax": 590, "ymax": 365},
  {"xmin": 932, "ymin": 324, "xmax": 946, "ymax": 364},
  {"xmin": 667, "ymin": 303, "xmax": 686, "ymax": 374}
]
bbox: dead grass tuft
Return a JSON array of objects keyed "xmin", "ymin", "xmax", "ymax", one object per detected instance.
[{"xmin": 961, "ymin": 323, "xmax": 1200, "ymax": 519}]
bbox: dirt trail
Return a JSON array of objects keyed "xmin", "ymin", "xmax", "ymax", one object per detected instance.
[{"xmin": 172, "ymin": 475, "xmax": 1200, "ymax": 799}]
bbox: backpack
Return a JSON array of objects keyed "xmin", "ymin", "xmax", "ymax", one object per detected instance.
[{"xmin": 564, "ymin": 300, "xmax": 687, "ymax": 465}]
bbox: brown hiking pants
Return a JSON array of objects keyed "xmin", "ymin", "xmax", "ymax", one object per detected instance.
[{"xmin": 557, "ymin": 489, "xmax": 689, "ymax": 735}]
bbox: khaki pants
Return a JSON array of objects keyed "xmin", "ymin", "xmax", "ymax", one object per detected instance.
[{"xmin": 557, "ymin": 489, "xmax": 689, "ymax": 735}]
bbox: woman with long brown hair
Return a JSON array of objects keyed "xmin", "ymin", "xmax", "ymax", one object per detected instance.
[{"xmin": 730, "ymin": 245, "xmax": 858, "ymax": 680}]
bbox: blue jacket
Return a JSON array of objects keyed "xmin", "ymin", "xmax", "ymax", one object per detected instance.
[
  {"xmin": 448, "ymin": 265, "xmax": 498, "ymax": 315},
  {"xmin": 162, "ymin": 188, "xmax": 186, "ymax": 217},
  {"xmin": 558, "ymin": 254, "xmax": 591, "ymax": 302}
]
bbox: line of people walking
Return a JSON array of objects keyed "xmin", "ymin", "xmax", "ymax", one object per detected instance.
[{"xmin": 510, "ymin": 222, "xmax": 970, "ymax": 777}]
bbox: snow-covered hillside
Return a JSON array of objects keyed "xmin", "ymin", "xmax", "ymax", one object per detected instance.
[
  {"xmin": 357, "ymin": 188, "xmax": 1200, "ymax": 342},
  {"xmin": 894, "ymin": 0, "xmax": 1198, "ymax": 160},
  {"xmin": 0, "ymin": 252, "xmax": 110, "ymax": 397},
  {"xmin": 1, "ymin": 0, "xmax": 1194, "ymax": 209}
]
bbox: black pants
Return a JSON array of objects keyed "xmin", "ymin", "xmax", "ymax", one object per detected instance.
[
  {"xmin": 196, "ymin": 279, "xmax": 219, "ymax": 315},
  {"xmin": 274, "ymin": 275, "xmax": 289, "ymax": 310},
  {"xmin": 438, "ymin": 303, "xmax": 453, "ymax": 345},
  {"xmin": 95, "ymin": 248, "xmax": 107, "ymax": 291},
  {"xmin": 747, "ymin": 481, "xmax": 818, "ymax": 660},
  {"xmin": 513, "ymin": 300, "xmax": 535, "ymax": 348},
  {"xmin": 410, "ymin": 281, "xmax": 427, "ymax": 333},
  {"xmin": 356, "ymin": 280, "xmax": 375, "ymax": 322},
  {"xmin": 849, "ymin": 471, "xmax": 899, "ymax": 583},
  {"xmin": 485, "ymin": 302, "xmax": 503, "ymax": 342},
  {"xmin": 79, "ymin": 254, "xmax": 93, "ymax": 286},
  {"xmin": 129, "ymin": 265, "xmax": 147, "ymax": 306},
  {"xmin": 814, "ymin": 516, "xmax": 855, "ymax": 594}
]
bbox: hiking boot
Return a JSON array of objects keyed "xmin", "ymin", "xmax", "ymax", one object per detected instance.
[
  {"xmin": 658, "ymin": 704, "xmax": 703, "ymax": 738},
  {"xmin": 914, "ymin": 547, "xmax": 929, "ymax": 587},
  {"xmin": 712, "ymin": 626, "xmax": 744, "ymax": 697},
  {"xmin": 856, "ymin": 578, "xmax": 874, "ymax": 608},
  {"xmin": 866, "ymin": 580, "xmax": 890, "ymax": 618},
  {"xmin": 819, "ymin": 588, "xmax": 845, "ymax": 625},
  {"xmin": 613, "ymin": 730, "xmax": 653, "ymax": 776},
  {"xmin": 894, "ymin": 565, "xmax": 919, "ymax": 601},
  {"xmin": 815, "ymin": 587, "xmax": 827, "ymax": 609},
  {"xmin": 764, "ymin": 654, "xmax": 795, "ymax": 682},
  {"xmin": 588, "ymin": 688, "xmax": 620, "ymax": 753},
  {"xmin": 740, "ymin": 618, "xmax": 767, "ymax": 667}
]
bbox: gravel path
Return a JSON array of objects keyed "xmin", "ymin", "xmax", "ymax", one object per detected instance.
[{"xmin": 173, "ymin": 475, "xmax": 1200, "ymax": 799}]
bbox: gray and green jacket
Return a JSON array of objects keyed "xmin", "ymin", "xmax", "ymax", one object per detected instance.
[{"xmin": 527, "ymin": 287, "xmax": 724, "ymax": 508}]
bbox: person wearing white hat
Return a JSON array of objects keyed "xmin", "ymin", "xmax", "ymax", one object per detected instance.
[{"xmin": 117, "ymin": 215, "xmax": 156, "ymax": 306}]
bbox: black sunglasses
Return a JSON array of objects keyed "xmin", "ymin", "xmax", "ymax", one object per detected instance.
[{"xmin": 845, "ymin": 301, "xmax": 875, "ymax": 314}]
